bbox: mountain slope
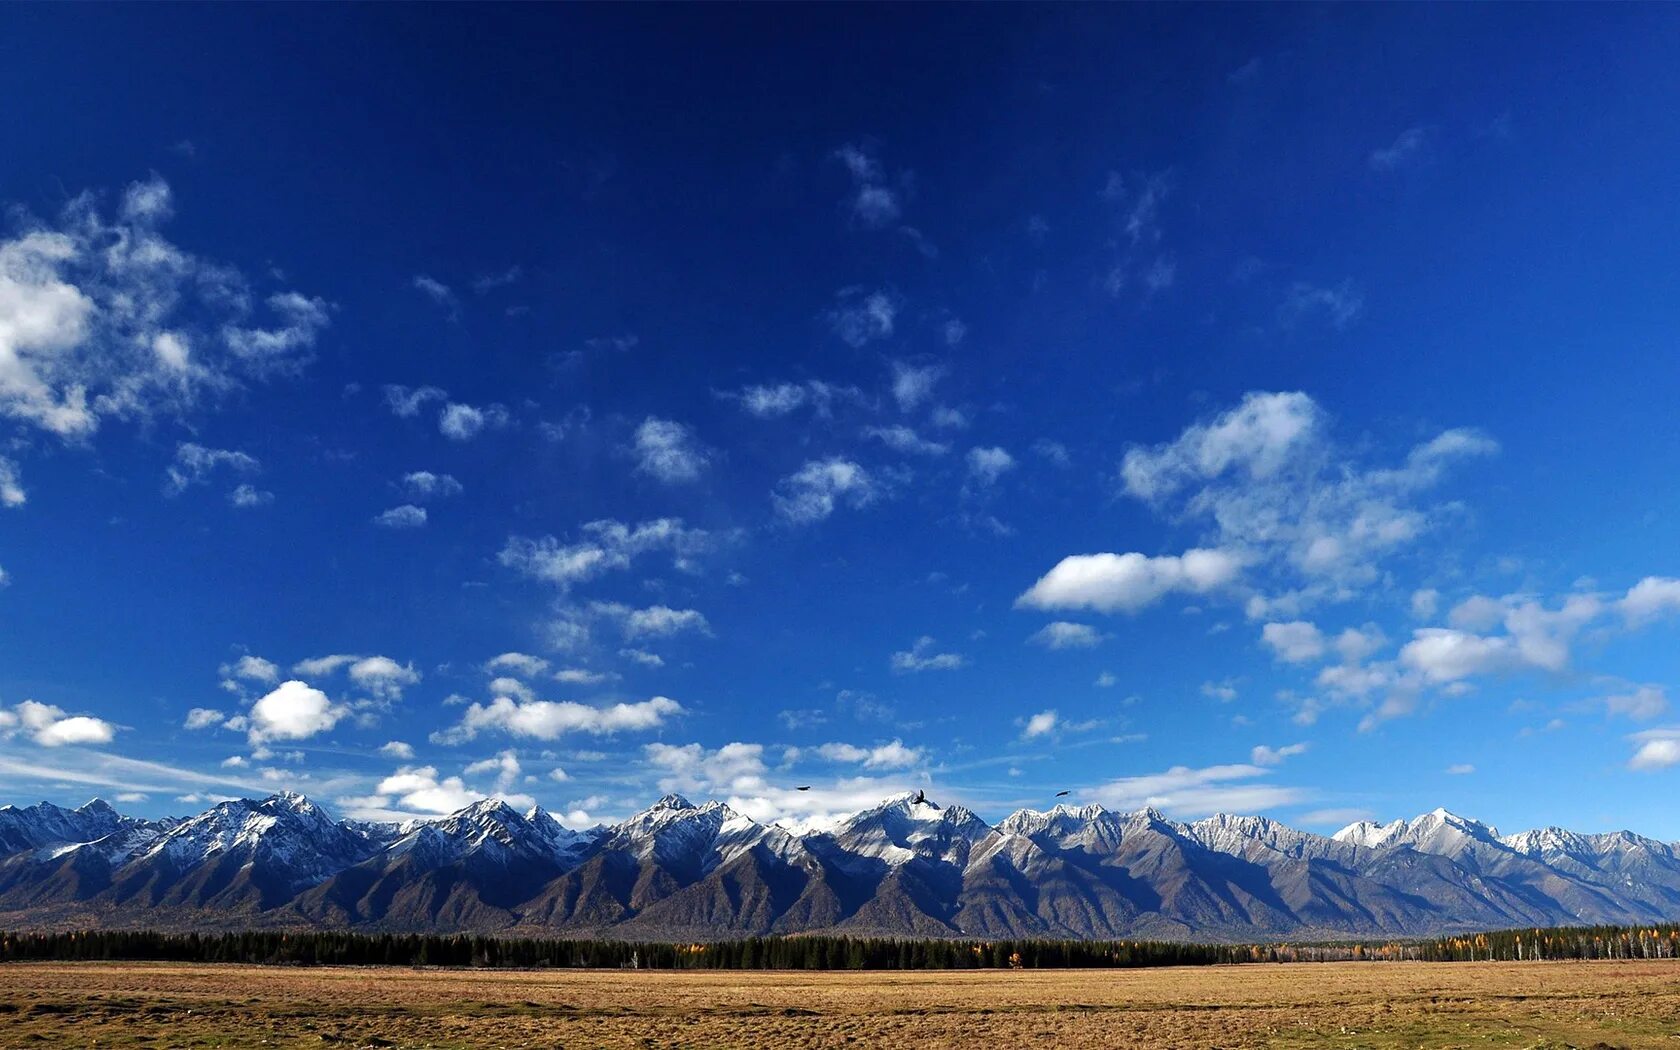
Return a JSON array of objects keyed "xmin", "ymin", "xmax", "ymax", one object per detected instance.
[{"xmin": 3, "ymin": 792, "xmax": 1680, "ymax": 941}]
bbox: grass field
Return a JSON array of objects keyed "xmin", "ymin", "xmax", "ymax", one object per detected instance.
[{"xmin": 2, "ymin": 959, "xmax": 1679, "ymax": 1048}]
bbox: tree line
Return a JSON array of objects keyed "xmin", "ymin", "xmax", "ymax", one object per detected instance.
[{"xmin": 3, "ymin": 925, "xmax": 1678, "ymax": 969}]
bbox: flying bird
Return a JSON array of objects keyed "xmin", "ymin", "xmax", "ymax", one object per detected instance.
[
  {"xmin": 912, "ymin": 789, "xmax": 926, "ymax": 805},
  {"xmin": 1055, "ymin": 791, "xmax": 1071, "ymax": 798},
  {"xmin": 796, "ymin": 786, "xmax": 811, "ymax": 791}
]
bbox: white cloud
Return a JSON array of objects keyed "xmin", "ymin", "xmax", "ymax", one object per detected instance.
[
  {"xmin": 1445, "ymin": 763, "xmax": 1476, "ymax": 775},
  {"xmin": 228, "ymin": 483, "xmax": 272, "ymax": 508},
  {"xmin": 1261, "ymin": 621, "xmax": 1326, "ymax": 663},
  {"xmin": 1029, "ymin": 621, "xmax": 1105, "ymax": 650},
  {"xmin": 1021, "ymin": 710, "xmax": 1058, "ymax": 739},
  {"xmin": 1094, "ymin": 671, "xmax": 1118, "ymax": 688},
  {"xmin": 412, "ymin": 275, "xmax": 457, "ymax": 315},
  {"xmin": 729, "ymin": 382, "xmax": 807, "ymax": 418},
  {"xmin": 463, "ymin": 748, "xmax": 522, "ymax": 790},
  {"xmin": 815, "ymin": 739, "xmax": 923, "ymax": 769},
  {"xmin": 1411, "ymin": 588, "xmax": 1440, "ymax": 620},
  {"xmin": 2, "ymin": 700, "xmax": 118, "ymax": 748},
  {"xmin": 374, "ymin": 504, "xmax": 427, "ymax": 528},
  {"xmin": 382, "ymin": 384, "xmax": 446, "ymax": 418},
  {"xmin": 834, "ymin": 143, "xmax": 902, "ymax": 229},
  {"xmin": 618, "ymin": 604, "xmax": 709, "ymax": 639},
  {"xmin": 890, "ymin": 360, "xmax": 943, "ymax": 411},
  {"xmin": 0, "ymin": 457, "xmax": 25, "ymax": 507},
  {"xmin": 890, "ymin": 636, "xmax": 965, "ymax": 673},
  {"xmin": 356, "ymin": 766, "xmax": 488, "ymax": 816},
  {"xmin": 1627, "ymin": 728, "xmax": 1680, "ymax": 771},
  {"xmin": 631, "ymin": 417, "xmax": 711, "ymax": 483},
  {"xmin": 554, "ymin": 667, "xmax": 614, "ymax": 686},
  {"xmin": 183, "ymin": 707, "xmax": 226, "ymax": 730},
  {"xmin": 1604, "ymin": 685, "xmax": 1668, "ymax": 722},
  {"xmin": 1622, "ymin": 577, "xmax": 1680, "ymax": 624},
  {"xmin": 773, "ymin": 458, "xmax": 879, "ymax": 524},
  {"xmin": 379, "ymin": 740, "xmax": 416, "ymax": 760},
  {"xmin": 966, "ymin": 446, "xmax": 1015, "ymax": 486},
  {"xmin": 1369, "ymin": 126, "xmax": 1428, "ymax": 171},
  {"xmin": 1280, "ymin": 281, "xmax": 1364, "ymax": 330},
  {"xmin": 0, "ymin": 176, "xmax": 327, "ymax": 439},
  {"xmin": 1117, "ymin": 392, "xmax": 1495, "ymax": 599},
  {"xmin": 347, "ymin": 656, "xmax": 421, "ymax": 701},
  {"xmin": 247, "ymin": 680, "xmax": 345, "ymax": 745},
  {"xmin": 827, "ymin": 288, "xmax": 897, "ymax": 347},
  {"xmin": 485, "ymin": 652, "xmax": 549, "ymax": 679},
  {"xmin": 163, "ymin": 442, "xmax": 258, "ymax": 496},
  {"xmin": 400, "ymin": 471, "xmax": 462, "ymax": 501},
  {"xmin": 222, "ymin": 654, "xmax": 278, "ymax": 685},
  {"xmin": 434, "ymin": 694, "xmax": 683, "ymax": 744},
  {"xmin": 1250, "ymin": 742, "xmax": 1309, "ymax": 766},
  {"xmin": 439, "ymin": 401, "xmax": 508, "ymax": 441},
  {"xmin": 1089, "ymin": 762, "xmax": 1307, "ymax": 817},
  {"xmin": 865, "ymin": 424, "xmax": 949, "ymax": 456},
  {"xmin": 500, "ymin": 518, "xmax": 712, "ymax": 590},
  {"xmin": 1016, "ymin": 548, "xmax": 1244, "ymax": 614},
  {"xmin": 619, "ymin": 648, "xmax": 665, "ymax": 668},
  {"xmin": 644, "ymin": 740, "xmax": 769, "ymax": 797}
]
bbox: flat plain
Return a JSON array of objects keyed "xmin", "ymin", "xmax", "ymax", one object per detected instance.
[{"xmin": 2, "ymin": 959, "xmax": 1679, "ymax": 1048}]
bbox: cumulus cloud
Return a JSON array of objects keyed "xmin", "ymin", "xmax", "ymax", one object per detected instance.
[
  {"xmin": 183, "ymin": 707, "xmax": 226, "ymax": 730},
  {"xmin": 1117, "ymin": 391, "xmax": 1495, "ymax": 600},
  {"xmin": 865, "ymin": 424, "xmax": 949, "ymax": 457},
  {"xmin": 1261, "ymin": 621, "xmax": 1326, "ymax": 663},
  {"xmin": 434, "ymin": 694, "xmax": 683, "ymax": 744},
  {"xmin": 773, "ymin": 458, "xmax": 879, "ymax": 524},
  {"xmin": 485, "ymin": 652, "xmax": 549, "ymax": 679},
  {"xmin": 439, "ymin": 401, "xmax": 508, "ymax": 441},
  {"xmin": 1016, "ymin": 548, "xmax": 1245, "ymax": 614},
  {"xmin": 1369, "ymin": 126, "xmax": 1428, "ymax": 171},
  {"xmin": 827, "ymin": 288, "xmax": 897, "ymax": 347},
  {"xmin": 1622, "ymin": 577, "xmax": 1680, "ymax": 624},
  {"xmin": 374, "ymin": 504, "xmax": 427, "ymax": 528},
  {"xmin": 890, "ymin": 636, "xmax": 965, "ymax": 673},
  {"xmin": 889, "ymin": 360, "xmax": 943, "ymax": 411},
  {"xmin": 0, "ymin": 175, "xmax": 328, "ymax": 440},
  {"xmin": 0, "ymin": 700, "xmax": 118, "ymax": 748},
  {"xmin": 379, "ymin": 740, "xmax": 416, "ymax": 760},
  {"xmin": 833, "ymin": 143, "xmax": 902, "ymax": 229},
  {"xmin": 966, "ymin": 446, "xmax": 1015, "ymax": 487},
  {"xmin": 815, "ymin": 739, "xmax": 923, "ymax": 769},
  {"xmin": 400, "ymin": 470, "xmax": 462, "ymax": 501},
  {"xmin": 1021, "ymin": 710, "xmax": 1058, "ymax": 739},
  {"xmin": 599, "ymin": 603, "xmax": 710, "ymax": 640},
  {"xmin": 382, "ymin": 384, "xmax": 446, "ymax": 418},
  {"xmin": 1028, "ymin": 621, "xmax": 1105, "ymax": 650},
  {"xmin": 0, "ymin": 457, "xmax": 24, "ymax": 507},
  {"xmin": 1627, "ymin": 728, "xmax": 1680, "ymax": 771},
  {"xmin": 163, "ymin": 442, "xmax": 259, "ymax": 496},
  {"xmin": 632, "ymin": 417, "xmax": 711, "ymax": 483},
  {"xmin": 1250, "ymin": 742, "xmax": 1309, "ymax": 766},
  {"xmin": 246, "ymin": 681, "xmax": 345, "ymax": 745},
  {"xmin": 499, "ymin": 518, "xmax": 712, "ymax": 590},
  {"xmin": 1603, "ymin": 685, "xmax": 1668, "ymax": 722}
]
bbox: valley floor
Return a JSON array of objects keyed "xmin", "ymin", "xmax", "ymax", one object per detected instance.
[{"xmin": 2, "ymin": 959, "xmax": 1679, "ymax": 1048}]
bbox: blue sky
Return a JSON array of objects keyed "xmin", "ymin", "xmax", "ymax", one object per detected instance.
[{"xmin": 3, "ymin": 6, "xmax": 1680, "ymax": 836}]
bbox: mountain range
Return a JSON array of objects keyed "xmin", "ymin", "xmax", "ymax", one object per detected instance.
[{"xmin": 3, "ymin": 791, "xmax": 1679, "ymax": 942}]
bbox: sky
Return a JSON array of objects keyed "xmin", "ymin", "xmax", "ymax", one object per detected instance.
[{"xmin": 2, "ymin": 6, "xmax": 1679, "ymax": 837}]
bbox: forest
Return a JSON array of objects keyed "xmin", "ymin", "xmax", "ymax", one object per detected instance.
[{"xmin": 4, "ymin": 924, "xmax": 1679, "ymax": 969}]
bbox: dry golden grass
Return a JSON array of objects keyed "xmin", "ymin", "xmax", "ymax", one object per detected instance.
[{"xmin": 2, "ymin": 959, "xmax": 1679, "ymax": 1048}]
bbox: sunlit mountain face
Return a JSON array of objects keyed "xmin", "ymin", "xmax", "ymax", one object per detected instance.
[
  {"xmin": 3, "ymin": 6, "xmax": 1680, "ymax": 863},
  {"xmin": 5, "ymin": 792, "xmax": 1680, "ymax": 941}
]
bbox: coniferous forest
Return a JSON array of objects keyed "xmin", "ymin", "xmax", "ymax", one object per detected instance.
[{"xmin": 4, "ymin": 925, "xmax": 1679, "ymax": 970}]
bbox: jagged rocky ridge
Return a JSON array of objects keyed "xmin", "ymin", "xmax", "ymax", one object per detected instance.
[{"xmin": 4, "ymin": 792, "xmax": 1680, "ymax": 941}]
